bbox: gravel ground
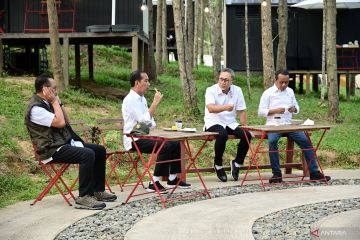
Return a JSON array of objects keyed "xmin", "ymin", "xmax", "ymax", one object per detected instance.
[{"xmin": 55, "ymin": 179, "xmax": 360, "ymax": 240}]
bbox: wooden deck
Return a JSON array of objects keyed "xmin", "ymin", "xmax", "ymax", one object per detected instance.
[{"xmin": 0, "ymin": 32, "xmax": 149, "ymax": 85}]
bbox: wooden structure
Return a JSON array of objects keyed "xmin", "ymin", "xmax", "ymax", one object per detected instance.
[{"xmin": 0, "ymin": 32, "xmax": 149, "ymax": 85}]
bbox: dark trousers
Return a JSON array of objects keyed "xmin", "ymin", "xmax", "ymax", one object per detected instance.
[
  {"xmin": 132, "ymin": 139, "xmax": 181, "ymax": 177},
  {"xmin": 206, "ymin": 124, "xmax": 252, "ymax": 166},
  {"xmin": 52, "ymin": 143, "xmax": 106, "ymax": 197}
]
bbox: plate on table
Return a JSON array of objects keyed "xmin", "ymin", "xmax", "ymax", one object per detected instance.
[
  {"xmin": 179, "ymin": 128, "xmax": 197, "ymax": 133},
  {"xmin": 163, "ymin": 128, "xmax": 177, "ymax": 131}
]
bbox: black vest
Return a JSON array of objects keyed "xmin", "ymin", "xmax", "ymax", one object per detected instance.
[{"xmin": 24, "ymin": 94, "xmax": 82, "ymax": 160}]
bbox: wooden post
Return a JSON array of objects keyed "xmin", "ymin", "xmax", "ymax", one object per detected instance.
[
  {"xmin": 139, "ymin": 40, "xmax": 144, "ymax": 70},
  {"xmin": 34, "ymin": 46, "xmax": 39, "ymax": 75},
  {"xmin": 63, "ymin": 36, "xmax": 69, "ymax": 87},
  {"xmin": 299, "ymin": 74, "xmax": 304, "ymax": 94},
  {"xmin": 350, "ymin": 74, "xmax": 355, "ymax": 96},
  {"xmin": 75, "ymin": 43, "xmax": 81, "ymax": 86},
  {"xmin": 312, "ymin": 74, "xmax": 319, "ymax": 92},
  {"xmin": 132, "ymin": 34, "xmax": 139, "ymax": 71},
  {"xmin": 0, "ymin": 39, "xmax": 3, "ymax": 76},
  {"xmin": 346, "ymin": 72, "xmax": 350, "ymax": 101},
  {"xmin": 88, "ymin": 44, "xmax": 93, "ymax": 81},
  {"xmin": 337, "ymin": 73, "xmax": 341, "ymax": 95},
  {"xmin": 144, "ymin": 42, "xmax": 149, "ymax": 72},
  {"xmin": 306, "ymin": 72, "xmax": 311, "ymax": 94},
  {"xmin": 288, "ymin": 74, "xmax": 296, "ymax": 91}
]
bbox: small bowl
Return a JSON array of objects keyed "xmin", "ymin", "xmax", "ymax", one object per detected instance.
[{"xmin": 290, "ymin": 119, "xmax": 303, "ymax": 125}]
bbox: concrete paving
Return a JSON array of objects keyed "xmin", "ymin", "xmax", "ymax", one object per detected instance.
[{"xmin": 0, "ymin": 169, "xmax": 359, "ymax": 240}]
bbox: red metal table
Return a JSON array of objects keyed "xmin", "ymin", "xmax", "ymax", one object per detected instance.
[
  {"xmin": 337, "ymin": 47, "xmax": 359, "ymax": 70},
  {"xmin": 124, "ymin": 129, "xmax": 218, "ymax": 208},
  {"xmin": 241, "ymin": 124, "xmax": 331, "ymax": 190}
]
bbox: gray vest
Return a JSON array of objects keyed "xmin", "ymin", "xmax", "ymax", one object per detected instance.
[{"xmin": 24, "ymin": 95, "xmax": 80, "ymax": 160}]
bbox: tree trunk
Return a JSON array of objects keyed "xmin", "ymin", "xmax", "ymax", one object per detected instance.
[
  {"xmin": 186, "ymin": 0, "xmax": 194, "ymax": 68},
  {"xmin": 193, "ymin": 0, "xmax": 199, "ymax": 68},
  {"xmin": 244, "ymin": 1, "xmax": 252, "ymax": 99},
  {"xmin": 147, "ymin": 0, "xmax": 157, "ymax": 81},
  {"xmin": 199, "ymin": 0, "xmax": 205, "ymax": 64},
  {"xmin": 326, "ymin": 0, "xmax": 338, "ymax": 121},
  {"xmin": 211, "ymin": 0, "xmax": 223, "ymax": 82},
  {"xmin": 161, "ymin": 0, "xmax": 168, "ymax": 64},
  {"xmin": 47, "ymin": 0, "xmax": 64, "ymax": 91},
  {"xmin": 172, "ymin": 0, "xmax": 199, "ymax": 115},
  {"xmin": 155, "ymin": 0, "xmax": 163, "ymax": 75},
  {"xmin": 320, "ymin": 1, "xmax": 327, "ymax": 103},
  {"xmin": 261, "ymin": 0, "xmax": 275, "ymax": 89},
  {"xmin": 276, "ymin": 0, "xmax": 287, "ymax": 70}
]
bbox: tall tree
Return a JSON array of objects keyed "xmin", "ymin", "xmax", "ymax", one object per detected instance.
[
  {"xmin": 210, "ymin": 0, "xmax": 224, "ymax": 82},
  {"xmin": 261, "ymin": 0, "xmax": 275, "ymax": 89},
  {"xmin": 172, "ymin": 0, "xmax": 199, "ymax": 115},
  {"xmin": 147, "ymin": 0, "xmax": 157, "ymax": 81},
  {"xmin": 161, "ymin": 0, "xmax": 168, "ymax": 64},
  {"xmin": 193, "ymin": 0, "xmax": 200, "ymax": 67},
  {"xmin": 320, "ymin": 0, "xmax": 328, "ymax": 104},
  {"xmin": 155, "ymin": 0, "xmax": 163, "ymax": 75},
  {"xmin": 199, "ymin": 0, "xmax": 205, "ymax": 64},
  {"xmin": 186, "ymin": 0, "xmax": 194, "ymax": 68},
  {"xmin": 47, "ymin": 0, "xmax": 64, "ymax": 91},
  {"xmin": 276, "ymin": 0, "xmax": 287, "ymax": 70},
  {"xmin": 326, "ymin": 0, "xmax": 338, "ymax": 121},
  {"xmin": 244, "ymin": 0, "xmax": 252, "ymax": 98}
]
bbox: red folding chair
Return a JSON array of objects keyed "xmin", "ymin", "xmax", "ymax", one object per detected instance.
[
  {"xmin": 31, "ymin": 144, "xmax": 76, "ymax": 206},
  {"xmin": 95, "ymin": 118, "xmax": 144, "ymax": 192}
]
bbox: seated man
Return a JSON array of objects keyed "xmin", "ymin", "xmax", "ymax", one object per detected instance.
[
  {"xmin": 122, "ymin": 70, "xmax": 190, "ymax": 192},
  {"xmin": 25, "ymin": 74, "xmax": 116, "ymax": 210},
  {"xmin": 204, "ymin": 68, "xmax": 252, "ymax": 182},
  {"xmin": 258, "ymin": 69, "xmax": 331, "ymax": 183}
]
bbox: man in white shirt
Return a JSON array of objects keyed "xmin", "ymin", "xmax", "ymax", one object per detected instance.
[
  {"xmin": 258, "ymin": 69, "xmax": 331, "ymax": 183},
  {"xmin": 122, "ymin": 70, "xmax": 190, "ymax": 193},
  {"xmin": 25, "ymin": 74, "xmax": 116, "ymax": 210},
  {"xmin": 204, "ymin": 68, "xmax": 252, "ymax": 182}
]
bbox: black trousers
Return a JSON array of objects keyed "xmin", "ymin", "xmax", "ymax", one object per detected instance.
[
  {"xmin": 132, "ymin": 139, "xmax": 181, "ymax": 177},
  {"xmin": 52, "ymin": 143, "xmax": 106, "ymax": 197},
  {"xmin": 206, "ymin": 125, "xmax": 252, "ymax": 166}
]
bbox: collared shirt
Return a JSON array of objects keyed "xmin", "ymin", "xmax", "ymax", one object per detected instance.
[
  {"xmin": 30, "ymin": 100, "xmax": 83, "ymax": 164},
  {"xmin": 204, "ymin": 84, "xmax": 246, "ymax": 130},
  {"xmin": 258, "ymin": 84, "xmax": 300, "ymax": 125},
  {"xmin": 122, "ymin": 89, "xmax": 156, "ymax": 151}
]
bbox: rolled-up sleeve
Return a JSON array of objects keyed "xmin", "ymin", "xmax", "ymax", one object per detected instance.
[{"xmin": 258, "ymin": 92, "xmax": 270, "ymax": 117}]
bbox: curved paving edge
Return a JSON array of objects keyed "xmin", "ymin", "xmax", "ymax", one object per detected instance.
[{"xmin": 125, "ymin": 185, "xmax": 360, "ymax": 240}]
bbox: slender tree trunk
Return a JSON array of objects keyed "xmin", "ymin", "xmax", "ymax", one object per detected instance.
[
  {"xmin": 193, "ymin": 0, "xmax": 199, "ymax": 67},
  {"xmin": 161, "ymin": 0, "xmax": 168, "ymax": 64},
  {"xmin": 211, "ymin": 0, "xmax": 223, "ymax": 82},
  {"xmin": 326, "ymin": 0, "xmax": 338, "ymax": 121},
  {"xmin": 172, "ymin": 0, "xmax": 199, "ymax": 115},
  {"xmin": 199, "ymin": 0, "xmax": 205, "ymax": 64},
  {"xmin": 261, "ymin": 0, "xmax": 275, "ymax": 89},
  {"xmin": 186, "ymin": 0, "xmax": 194, "ymax": 68},
  {"xmin": 147, "ymin": 0, "xmax": 157, "ymax": 81},
  {"xmin": 244, "ymin": 1, "xmax": 251, "ymax": 98},
  {"xmin": 320, "ymin": 1, "xmax": 327, "ymax": 103},
  {"xmin": 47, "ymin": 0, "xmax": 64, "ymax": 91},
  {"xmin": 155, "ymin": 0, "xmax": 163, "ymax": 75},
  {"xmin": 276, "ymin": 0, "xmax": 287, "ymax": 70}
]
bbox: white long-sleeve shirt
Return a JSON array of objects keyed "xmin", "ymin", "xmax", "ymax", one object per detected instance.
[
  {"xmin": 122, "ymin": 89, "xmax": 156, "ymax": 151},
  {"xmin": 204, "ymin": 84, "xmax": 247, "ymax": 130},
  {"xmin": 258, "ymin": 84, "xmax": 299, "ymax": 125}
]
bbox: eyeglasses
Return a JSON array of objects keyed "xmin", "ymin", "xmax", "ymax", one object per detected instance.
[{"xmin": 218, "ymin": 77, "xmax": 231, "ymax": 83}]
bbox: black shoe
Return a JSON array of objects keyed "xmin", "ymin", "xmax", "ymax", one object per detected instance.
[
  {"xmin": 269, "ymin": 173, "xmax": 283, "ymax": 184},
  {"xmin": 230, "ymin": 160, "xmax": 240, "ymax": 181},
  {"xmin": 147, "ymin": 181, "xmax": 168, "ymax": 193},
  {"xmin": 214, "ymin": 164, "xmax": 227, "ymax": 182},
  {"xmin": 310, "ymin": 171, "xmax": 331, "ymax": 182},
  {"xmin": 167, "ymin": 177, "xmax": 191, "ymax": 189}
]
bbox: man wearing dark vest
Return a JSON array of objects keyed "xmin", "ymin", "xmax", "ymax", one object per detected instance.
[{"xmin": 25, "ymin": 74, "xmax": 116, "ymax": 210}]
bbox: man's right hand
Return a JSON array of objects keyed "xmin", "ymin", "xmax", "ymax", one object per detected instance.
[
  {"xmin": 42, "ymin": 87, "xmax": 57, "ymax": 104},
  {"xmin": 274, "ymin": 107, "xmax": 286, "ymax": 114}
]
